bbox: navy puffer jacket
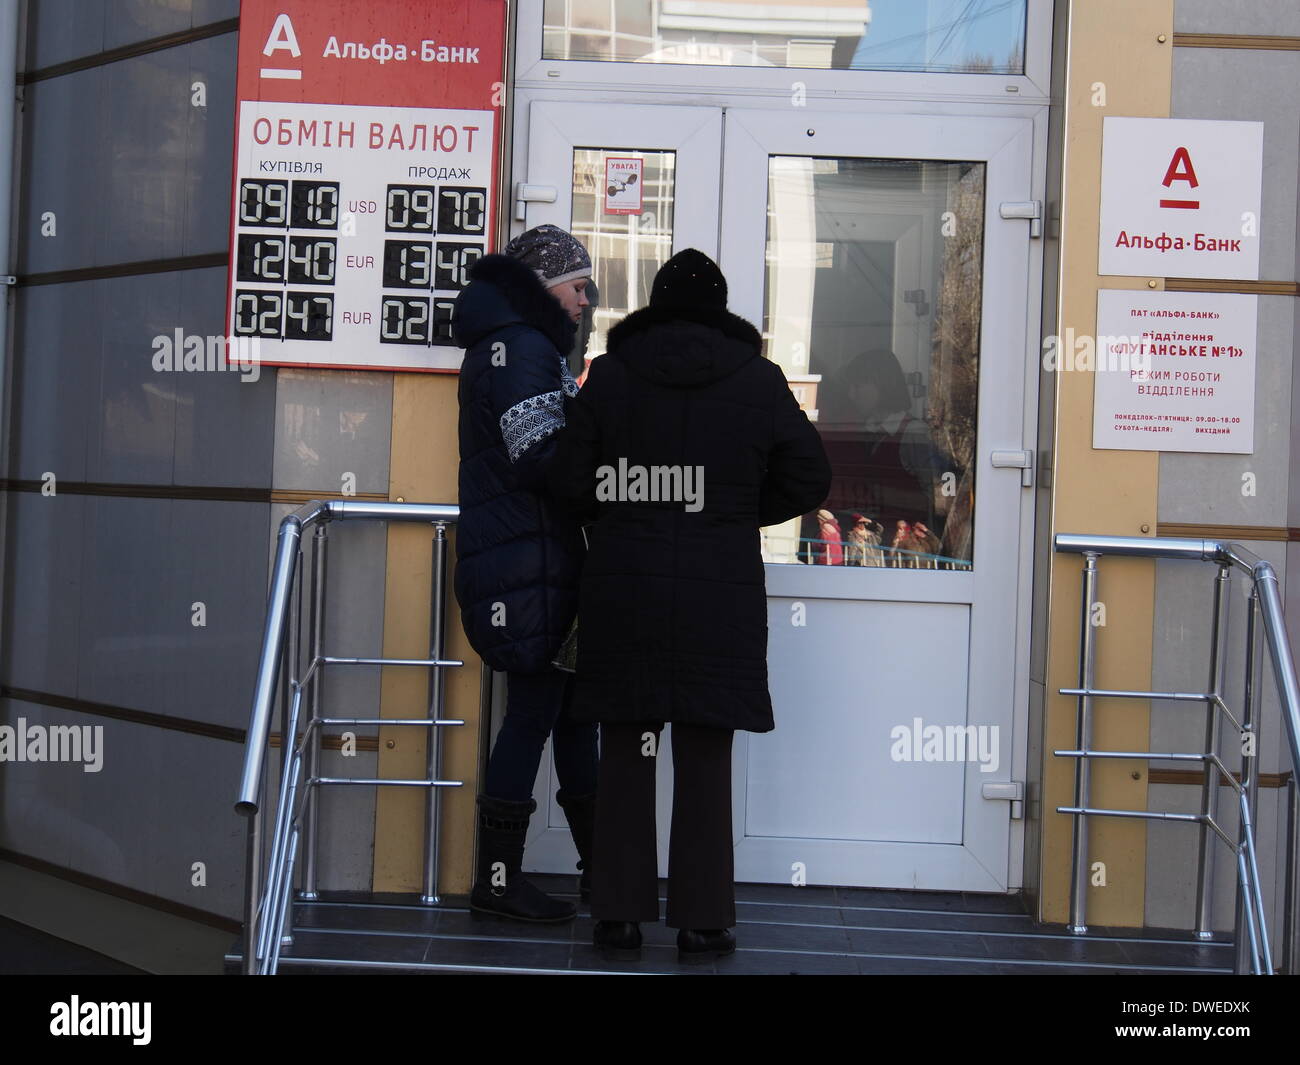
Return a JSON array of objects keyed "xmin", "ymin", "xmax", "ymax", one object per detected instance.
[{"xmin": 453, "ymin": 253, "xmax": 586, "ymax": 675}]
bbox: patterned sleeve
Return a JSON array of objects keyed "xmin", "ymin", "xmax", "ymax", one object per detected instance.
[
  {"xmin": 499, "ymin": 360, "xmax": 579, "ymax": 462},
  {"xmin": 489, "ymin": 330, "xmax": 579, "ymax": 490}
]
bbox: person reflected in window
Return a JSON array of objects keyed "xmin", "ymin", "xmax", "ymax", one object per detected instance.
[
  {"xmin": 813, "ymin": 508, "xmax": 844, "ymax": 565},
  {"xmin": 845, "ymin": 513, "xmax": 885, "ymax": 567}
]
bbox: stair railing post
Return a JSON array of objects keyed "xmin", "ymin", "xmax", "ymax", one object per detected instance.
[
  {"xmin": 302, "ymin": 522, "xmax": 329, "ymax": 900},
  {"xmin": 1068, "ymin": 551, "xmax": 1099, "ymax": 934},
  {"xmin": 422, "ymin": 521, "xmax": 450, "ymax": 904},
  {"xmin": 1195, "ymin": 563, "xmax": 1230, "ymax": 939},
  {"xmin": 1234, "ymin": 587, "xmax": 1260, "ymax": 973}
]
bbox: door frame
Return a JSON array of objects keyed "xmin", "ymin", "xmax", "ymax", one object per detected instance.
[
  {"xmin": 507, "ymin": 81, "xmax": 1047, "ymax": 898},
  {"xmin": 722, "ymin": 107, "xmax": 1035, "ymax": 891}
]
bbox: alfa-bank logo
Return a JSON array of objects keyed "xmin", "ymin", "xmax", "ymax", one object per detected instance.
[{"xmin": 258, "ymin": 11, "xmax": 483, "ymax": 80}]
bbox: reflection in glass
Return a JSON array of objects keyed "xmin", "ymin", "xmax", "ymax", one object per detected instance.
[
  {"xmin": 543, "ymin": 0, "xmax": 1026, "ymax": 74},
  {"xmin": 569, "ymin": 148, "xmax": 675, "ymax": 378},
  {"xmin": 759, "ymin": 156, "xmax": 984, "ymax": 570}
]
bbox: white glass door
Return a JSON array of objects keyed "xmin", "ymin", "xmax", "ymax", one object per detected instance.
[
  {"xmin": 721, "ymin": 109, "xmax": 1034, "ymax": 891},
  {"xmin": 514, "ymin": 99, "xmax": 1035, "ymax": 892},
  {"xmin": 517, "ymin": 100, "xmax": 722, "ymax": 873}
]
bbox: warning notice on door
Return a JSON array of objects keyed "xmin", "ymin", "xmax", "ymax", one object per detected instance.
[
  {"xmin": 604, "ymin": 157, "xmax": 643, "ymax": 215},
  {"xmin": 1092, "ymin": 289, "xmax": 1256, "ymax": 454},
  {"xmin": 1098, "ymin": 117, "xmax": 1263, "ymax": 281}
]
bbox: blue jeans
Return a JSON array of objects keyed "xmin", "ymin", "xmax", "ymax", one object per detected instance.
[{"xmin": 484, "ymin": 667, "xmax": 599, "ymax": 802}]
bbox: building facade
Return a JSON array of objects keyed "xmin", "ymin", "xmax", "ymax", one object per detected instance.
[{"xmin": 0, "ymin": 0, "xmax": 1296, "ymax": 972}]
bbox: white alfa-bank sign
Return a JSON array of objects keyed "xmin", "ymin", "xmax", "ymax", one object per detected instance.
[
  {"xmin": 1092, "ymin": 289, "xmax": 1256, "ymax": 454},
  {"xmin": 1099, "ymin": 117, "xmax": 1263, "ymax": 280}
]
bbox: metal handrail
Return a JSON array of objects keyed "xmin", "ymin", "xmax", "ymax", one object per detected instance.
[
  {"xmin": 234, "ymin": 500, "xmax": 462, "ymax": 975},
  {"xmin": 1054, "ymin": 533, "xmax": 1300, "ymax": 974}
]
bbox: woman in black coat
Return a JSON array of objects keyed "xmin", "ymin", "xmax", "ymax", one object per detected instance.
[{"xmin": 548, "ymin": 249, "xmax": 832, "ymax": 958}]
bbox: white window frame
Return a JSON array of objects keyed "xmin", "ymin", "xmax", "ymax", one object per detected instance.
[{"xmin": 515, "ymin": 0, "xmax": 1053, "ymax": 104}]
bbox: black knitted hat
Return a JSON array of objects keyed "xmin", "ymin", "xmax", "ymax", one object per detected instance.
[{"xmin": 650, "ymin": 248, "xmax": 727, "ymax": 310}]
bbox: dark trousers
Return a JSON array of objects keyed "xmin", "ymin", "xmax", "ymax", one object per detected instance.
[
  {"xmin": 591, "ymin": 721, "xmax": 736, "ymax": 929},
  {"xmin": 484, "ymin": 668, "xmax": 599, "ymax": 802}
]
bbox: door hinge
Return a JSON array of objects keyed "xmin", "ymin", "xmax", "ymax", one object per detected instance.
[
  {"xmin": 990, "ymin": 448, "xmax": 1034, "ymax": 487},
  {"xmin": 982, "ymin": 781, "xmax": 1025, "ymax": 820},
  {"xmin": 999, "ymin": 200, "xmax": 1042, "ymax": 238},
  {"xmin": 515, "ymin": 182, "xmax": 557, "ymax": 222}
]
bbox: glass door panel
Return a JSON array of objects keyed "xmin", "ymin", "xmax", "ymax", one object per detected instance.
[
  {"xmin": 569, "ymin": 147, "xmax": 677, "ymax": 376},
  {"xmin": 760, "ymin": 155, "xmax": 984, "ymax": 571}
]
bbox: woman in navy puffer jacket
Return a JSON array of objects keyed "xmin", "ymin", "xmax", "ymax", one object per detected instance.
[{"xmin": 453, "ymin": 225, "xmax": 598, "ymax": 923}]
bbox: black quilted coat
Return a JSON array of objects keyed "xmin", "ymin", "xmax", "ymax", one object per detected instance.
[
  {"xmin": 546, "ymin": 303, "xmax": 832, "ymax": 732},
  {"xmin": 453, "ymin": 253, "xmax": 586, "ymax": 675}
]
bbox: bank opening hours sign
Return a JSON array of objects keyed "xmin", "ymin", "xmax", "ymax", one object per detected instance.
[{"xmin": 227, "ymin": 1, "xmax": 506, "ymax": 372}]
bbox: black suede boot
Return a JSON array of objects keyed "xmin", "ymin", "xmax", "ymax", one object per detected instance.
[
  {"xmin": 470, "ymin": 794, "xmax": 576, "ymax": 922},
  {"xmin": 556, "ymin": 789, "xmax": 597, "ymax": 902}
]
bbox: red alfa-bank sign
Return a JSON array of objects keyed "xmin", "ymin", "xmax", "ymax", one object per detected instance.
[
  {"xmin": 1098, "ymin": 117, "xmax": 1263, "ymax": 281},
  {"xmin": 226, "ymin": 1, "xmax": 507, "ymax": 372}
]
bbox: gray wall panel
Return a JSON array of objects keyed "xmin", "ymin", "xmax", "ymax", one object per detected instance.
[
  {"xmin": 11, "ymin": 279, "xmax": 98, "ymax": 481},
  {"xmin": 19, "ymin": 34, "xmax": 237, "ymax": 275},
  {"xmin": 27, "ymin": 0, "xmax": 238, "ymax": 72},
  {"xmin": 0, "ymin": 698, "xmax": 79, "ymax": 870},
  {"xmin": 0, "ymin": 698, "xmax": 245, "ymax": 919},
  {"xmin": 99, "ymin": 43, "xmax": 198, "ymax": 266},
  {"xmin": 168, "ymin": 267, "xmax": 276, "ymax": 488},
  {"xmin": 26, "ymin": 1, "xmax": 105, "ymax": 71},
  {"xmin": 1172, "ymin": 49, "xmax": 1300, "ymax": 284},
  {"xmin": 2, "ymin": 492, "xmax": 85, "ymax": 697},
  {"xmin": 18, "ymin": 63, "xmax": 105, "ymax": 274},
  {"xmin": 1157, "ymin": 296, "xmax": 1293, "ymax": 526},
  {"xmin": 76, "ymin": 496, "xmax": 267, "ymax": 729},
  {"xmin": 1175, "ymin": 0, "xmax": 1300, "ymax": 36},
  {"xmin": 181, "ymin": 32, "xmax": 237, "ymax": 256},
  {"xmin": 104, "ymin": 0, "xmax": 239, "ymax": 52},
  {"xmin": 93, "ymin": 270, "xmax": 184, "ymax": 485},
  {"xmin": 14, "ymin": 269, "xmax": 275, "ymax": 488}
]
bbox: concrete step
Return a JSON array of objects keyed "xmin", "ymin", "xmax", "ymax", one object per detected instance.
[{"xmin": 225, "ymin": 876, "xmax": 1234, "ymax": 975}]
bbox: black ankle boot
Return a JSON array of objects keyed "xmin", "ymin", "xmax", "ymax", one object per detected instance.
[
  {"xmin": 470, "ymin": 794, "xmax": 576, "ymax": 923},
  {"xmin": 594, "ymin": 920, "xmax": 642, "ymax": 953},
  {"xmin": 677, "ymin": 928, "xmax": 736, "ymax": 961},
  {"xmin": 556, "ymin": 789, "xmax": 597, "ymax": 902}
]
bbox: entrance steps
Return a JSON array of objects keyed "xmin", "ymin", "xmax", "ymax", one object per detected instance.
[{"xmin": 225, "ymin": 875, "xmax": 1233, "ymax": 975}]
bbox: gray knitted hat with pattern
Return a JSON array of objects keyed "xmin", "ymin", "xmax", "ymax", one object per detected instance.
[{"xmin": 503, "ymin": 224, "xmax": 592, "ymax": 287}]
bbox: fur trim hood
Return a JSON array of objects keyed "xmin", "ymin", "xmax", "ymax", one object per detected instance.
[
  {"xmin": 604, "ymin": 302, "xmax": 763, "ymax": 388},
  {"xmin": 452, "ymin": 252, "xmax": 577, "ymax": 353}
]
